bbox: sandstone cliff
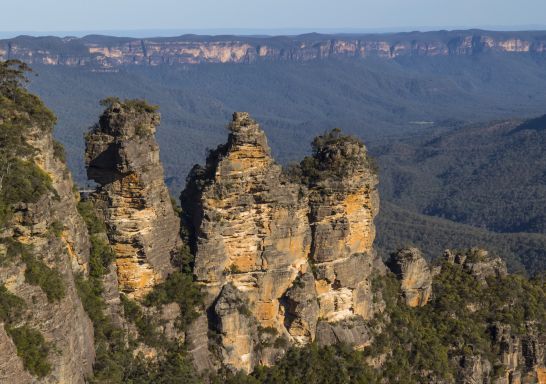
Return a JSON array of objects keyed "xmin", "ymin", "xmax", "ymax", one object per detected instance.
[
  {"xmin": 85, "ymin": 99, "xmax": 180, "ymax": 299},
  {"xmin": 183, "ymin": 112, "xmax": 312, "ymax": 372},
  {"xmin": 182, "ymin": 113, "xmax": 383, "ymax": 372},
  {"xmin": 2, "ymin": 31, "xmax": 546, "ymax": 68},
  {"xmin": 387, "ymin": 247, "xmax": 432, "ymax": 307},
  {"xmin": 0, "ymin": 106, "xmax": 94, "ymax": 382},
  {"xmin": 303, "ymin": 128, "xmax": 382, "ymax": 332}
]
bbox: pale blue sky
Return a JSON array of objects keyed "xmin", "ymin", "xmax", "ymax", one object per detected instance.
[{"xmin": 2, "ymin": 0, "xmax": 546, "ymax": 36}]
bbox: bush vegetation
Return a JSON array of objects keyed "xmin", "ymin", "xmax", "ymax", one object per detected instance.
[
  {"xmin": 363, "ymin": 260, "xmax": 546, "ymax": 382},
  {"xmin": 22, "ymin": 251, "xmax": 66, "ymax": 302},
  {"xmin": 0, "ymin": 284, "xmax": 25, "ymax": 323},
  {"xmin": 7, "ymin": 325, "xmax": 52, "ymax": 378},
  {"xmin": 286, "ymin": 128, "xmax": 377, "ymax": 187},
  {"xmin": 143, "ymin": 271, "xmax": 203, "ymax": 332},
  {"xmin": 212, "ymin": 343, "xmax": 378, "ymax": 384}
]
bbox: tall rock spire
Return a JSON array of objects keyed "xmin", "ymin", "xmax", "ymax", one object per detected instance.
[
  {"xmin": 85, "ymin": 99, "xmax": 180, "ymax": 298},
  {"xmin": 303, "ymin": 128, "xmax": 381, "ymax": 324},
  {"xmin": 183, "ymin": 112, "xmax": 312, "ymax": 372}
]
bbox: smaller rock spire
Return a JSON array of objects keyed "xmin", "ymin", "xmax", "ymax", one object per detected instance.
[
  {"xmin": 387, "ymin": 247, "xmax": 432, "ymax": 307},
  {"xmin": 85, "ymin": 99, "xmax": 180, "ymax": 298}
]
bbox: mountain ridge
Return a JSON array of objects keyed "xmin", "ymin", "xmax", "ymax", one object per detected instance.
[{"xmin": 2, "ymin": 30, "xmax": 546, "ymax": 67}]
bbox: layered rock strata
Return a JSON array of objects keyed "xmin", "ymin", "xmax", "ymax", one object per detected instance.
[
  {"xmin": 85, "ymin": 100, "xmax": 179, "ymax": 298},
  {"xmin": 183, "ymin": 112, "xmax": 312, "ymax": 372},
  {"xmin": 183, "ymin": 113, "xmax": 383, "ymax": 372},
  {"xmin": 305, "ymin": 129, "xmax": 382, "ymax": 326},
  {"xmin": 2, "ymin": 31, "xmax": 546, "ymax": 68},
  {"xmin": 1, "ymin": 123, "xmax": 95, "ymax": 383}
]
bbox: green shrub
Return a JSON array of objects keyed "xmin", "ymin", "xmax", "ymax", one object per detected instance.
[
  {"xmin": 0, "ymin": 238, "xmax": 28, "ymax": 266},
  {"xmin": 23, "ymin": 253, "xmax": 65, "ymax": 302},
  {"xmin": 50, "ymin": 220, "xmax": 64, "ymax": 238},
  {"xmin": 7, "ymin": 325, "xmax": 51, "ymax": 378},
  {"xmin": 89, "ymin": 235, "xmax": 114, "ymax": 278},
  {"xmin": 143, "ymin": 271, "xmax": 203, "ymax": 332},
  {"xmin": 121, "ymin": 295, "xmax": 162, "ymax": 347},
  {"xmin": 77, "ymin": 200, "xmax": 106, "ymax": 234},
  {"xmin": 52, "ymin": 140, "xmax": 66, "ymax": 162},
  {"xmin": 0, "ymin": 285, "xmax": 25, "ymax": 323}
]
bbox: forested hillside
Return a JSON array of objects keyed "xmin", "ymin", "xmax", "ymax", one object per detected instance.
[{"xmin": 374, "ymin": 116, "xmax": 546, "ymax": 273}]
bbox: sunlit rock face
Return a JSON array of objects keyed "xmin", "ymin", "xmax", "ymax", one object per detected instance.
[
  {"xmin": 304, "ymin": 129, "xmax": 381, "ymax": 325},
  {"xmin": 182, "ymin": 112, "xmax": 312, "ymax": 371},
  {"xmin": 1, "ymin": 121, "xmax": 95, "ymax": 383},
  {"xmin": 182, "ymin": 114, "xmax": 384, "ymax": 372},
  {"xmin": 387, "ymin": 247, "xmax": 433, "ymax": 308},
  {"xmin": 85, "ymin": 100, "xmax": 179, "ymax": 299},
  {"xmin": 2, "ymin": 33, "xmax": 546, "ymax": 68}
]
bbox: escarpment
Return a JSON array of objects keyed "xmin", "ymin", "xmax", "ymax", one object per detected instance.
[
  {"xmin": 182, "ymin": 113, "xmax": 383, "ymax": 372},
  {"xmin": 85, "ymin": 99, "xmax": 180, "ymax": 298},
  {"xmin": 0, "ymin": 83, "xmax": 94, "ymax": 382},
  {"xmin": 2, "ymin": 31, "xmax": 546, "ymax": 68},
  {"xmin": 2, "ymin": 66, "xmax": 544, "ymax": 382}
]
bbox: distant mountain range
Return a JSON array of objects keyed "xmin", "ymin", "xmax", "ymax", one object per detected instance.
[{"xmin": 2, "ymin": 30, "xmax": 546, "ymax": 67}]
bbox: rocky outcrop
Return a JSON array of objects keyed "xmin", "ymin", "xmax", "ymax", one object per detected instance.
[
  {"xmin": 305, "ymin": 129, "xmax": 382, "ymax": 325},
  {"xmin": 456, "ymin": 354, "xmax": 492, "ymax": 384},
  {"xmin": 2, "ymin": 31, "xmax": 546, "ymax": 68},
  {"xmin": 183, "ymin": 112, "xmax": 312, "ymax": 371},
  {"xmin": 1, "ymin": 122, "xmax": 95, "ymax": 382},
  {"xmin": 182, "ymin": 113, "xmax": 383, "ymax": 371},
  {"xmin": 387, "ymin": 247, "xmax": 432, "ymax": 307},
  {"xmin": 85, "ymin": 99, "xmax": 180, "ymax": 298},
  {"xmin": 444, "ymin": 248, "xmax": 507, "ymax": 283},
  {"xmin": 212, "ymin": 283, "xmax": 259, "ymax": 373},
  {"xmin": 281, "ymin": 272, "xmax": 319, "ymax": 345}
]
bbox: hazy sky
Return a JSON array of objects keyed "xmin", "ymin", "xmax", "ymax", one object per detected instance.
[{"xmin": 2, "ymin": 0, "xmax": 546, "ymax": 35}]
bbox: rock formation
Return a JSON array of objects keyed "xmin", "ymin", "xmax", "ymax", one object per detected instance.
[
  {"xmin": 85, "ymin": 99, "xmax": 180, "ymax": 298},
  {"xmin": 0, "ymin": 114, "xmax": 94, "ymax": 382},
  {"xmin": 1, "ymin": 75, "xmax": 543, "ymax": 381},
  {"xmin": 387, "ymin": 247, "xmax": 433, "ymax": 307},
  {"xmin": 444, "ymin": 248, "xmax": 508, "ymax": 283},
  {"xmin": 183, "ymin": 112, "xmax": 312, "ymax": 372},
  {"xmin": 304, "ymin": 128, "xmax": 382, "ymax": 327},
  {"xmin": 2, "ymin": 32, "xmax": 546, "ymax": 68},
  {"xmin": 182, "ymin": 113, "xmax": 383, "ymax": 372}
]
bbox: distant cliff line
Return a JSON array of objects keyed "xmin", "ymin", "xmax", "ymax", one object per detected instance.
[{"xmin": 1, "ymin": 30, "xmax": 546, "ymax": 68}]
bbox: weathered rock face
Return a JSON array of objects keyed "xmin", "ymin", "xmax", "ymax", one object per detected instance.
[
  {"xmin": 3, "ymin": 32, "xmax": 546, "ymax": 68},
  {"xmin": 387, "ymin": 247, "xmax": 432, "ymax": 307},
  {"xmin": 0, "ymin": 324, "xmax": 32, "ymax": 383},
  {"xmin": 305, "ymin": 129, "xmax": 381, "ymax": 324},
  {"xmin": 1, "ymin": 124, "xmax": 95, "ymax": 383},
  {"xmin": 85, "ymin": 100, "xmax": 180, "ymax": 298},
  {"xmin": 183, "ymin": 114, "xmax": 383, "ymax": 372},
  {"xmin": 281, "ymin": 272, "xmax": 319, "ymax": 345},
  {"xmin": 444, "ymin": 248, "xmax": 508, "ymax": 283},
  {"xmin": 456, "ymin": 354, "xmax": 492, "ymax": 384},
  {"xmin": 183, "ymin": 112, "xmax": 312, "ymax": 371}
]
